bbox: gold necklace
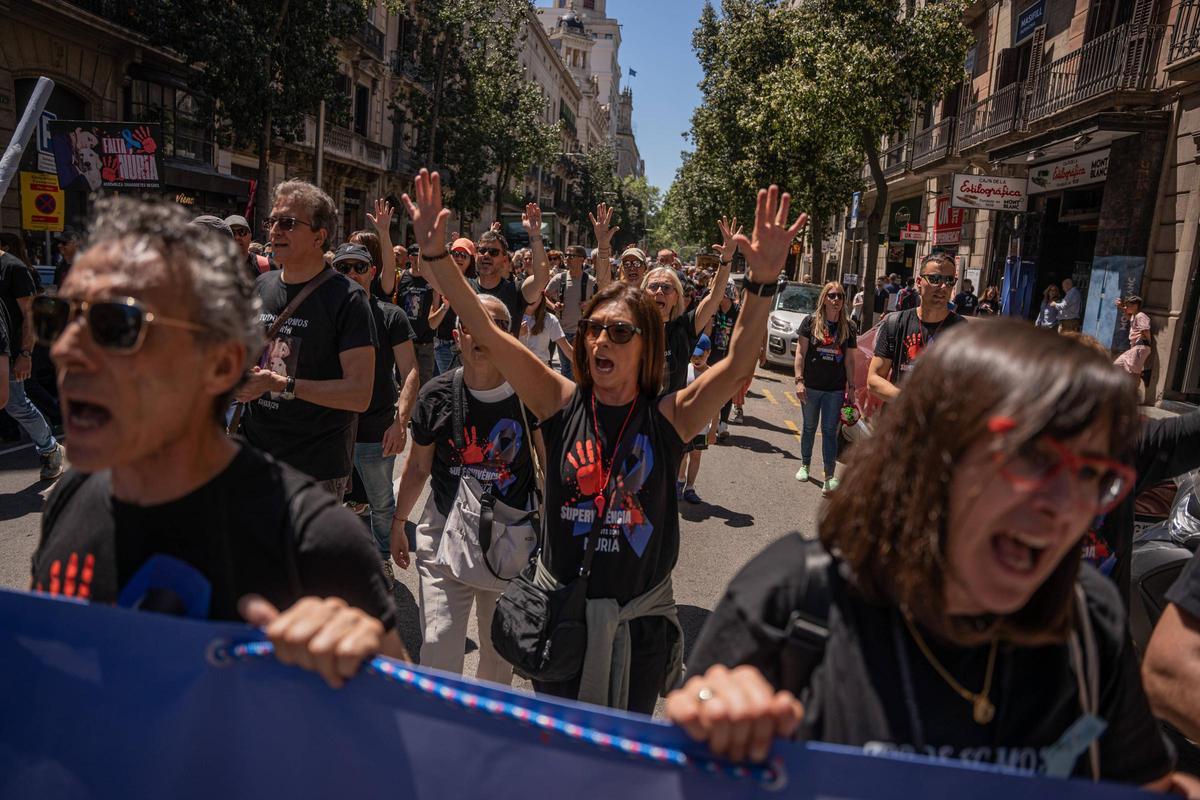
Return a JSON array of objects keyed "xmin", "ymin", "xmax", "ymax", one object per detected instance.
[{"xmin": 902, "ymin": 614, "xmax": 998, "ymax": 725}]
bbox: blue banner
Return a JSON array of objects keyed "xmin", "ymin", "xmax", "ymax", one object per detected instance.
[
  {"xmin": 0, "ymin": 589, "xmax": 1151, "ymax": 799},
  {"xmin": 1083, "ymin": 255, "xmax": 1146, "ymax": 350}
]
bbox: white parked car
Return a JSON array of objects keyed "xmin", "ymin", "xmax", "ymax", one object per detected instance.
[{"xmin": 765, "ymin": 282, "xmax": 821, "ymax": 368}]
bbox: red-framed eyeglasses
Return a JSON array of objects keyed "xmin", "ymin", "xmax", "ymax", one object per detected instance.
[{"xmin": 987, "ymin": 416, "xmax": 1136, "ymax": 515}]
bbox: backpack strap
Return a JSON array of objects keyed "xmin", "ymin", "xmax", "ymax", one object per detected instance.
[
  {"xmin": 777, "ymin": 539, "xmax": 833, "ymax": 692},
  {"xmin": 451, "ymin": 367, "xmax": 466, "ymax": 451}
]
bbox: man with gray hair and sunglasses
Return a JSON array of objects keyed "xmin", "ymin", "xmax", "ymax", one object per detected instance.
[
  {"xmin": 234, "ymin": 179, "xmax": 376, "ymax": 502},
  {"xmin": 30, "ymin": 197, "xmax": 406, "ymax": 687}
]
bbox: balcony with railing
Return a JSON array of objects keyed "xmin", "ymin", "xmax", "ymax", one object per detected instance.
[
  {"xmin": 354, "ymin": 20, "xmax": 386, "ymax": 59},
  {"xmin": 882, "ymin": 139, "xmax": 909, "ymax": 178},
  {"xmin": 957, "ymin": 82, "xmax": 1023, "ymax": 150},
  {"xmin": 1026, "ymin": 23, "xmax": 1166, "ymax": 122},
  {"xmin": 301, "ymin": 117, "xmax": 390, "ymax": 172},
  {"xmin": 911, "ymin": 117, "xmax": 957, "ymax": 169},
  {"xmin": 1169, "ymin": 0, "xmax": 1200, "ymax": 74}
]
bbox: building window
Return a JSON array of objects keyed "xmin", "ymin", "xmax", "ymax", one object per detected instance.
[
  {"xmin": 124, "ymin": 79, "xmax": 213, "ymax": 163},
  {"xmin": 583, "ymin": 0, "xmax": 595, "ymax": 8},
  {"xmin": 354, "ymin": 84, "xmax": 371, "ymax": 137}
]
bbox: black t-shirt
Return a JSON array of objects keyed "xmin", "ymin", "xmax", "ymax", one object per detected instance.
[
  {"xmin": 0, "ymin": 303, "xmax": 9, "ymax": 358},
  {"xmin": 707, "ymin": 304, "xmax": 739, "ymax": 363},
  {"xmin": 242, "ymin": 269, "xmax": 376, "ymax": 481},
  {"xmin": 396, "ymin": 272, "xmax": 435, "ymax": 343},
  {"xmin": 689, "ymin": 534, "xmax": 1173, "ymax": 783},
  {"xmin": 798, "ymin": 316, "xmax": 857, "ymax": 391},
  {"xmin": 0, "ymin": 252, "xmax": 35, "ymax": 350},
  {"xmin": 471, "ymin": 276, "xmax": 525, "ymax": 335},
  {"xmin": 874, "ymin": 288, "xmax": 888, "ymax": 314},
  {"xmin": 954, "ymin": 291, "xmax": 979, "ymax": 317},
  {"xmin": 541, "ymin": 389, "xmax": 685, "ymax": 604},
  {"xmin": 1168, "ymin": 547, "xmax": 1200, "ymax": 621},
  {"xmin": 664, "ymin": 309, "xmax": 700, "ymax": 395},
  {"xmin": 977, "ymin": 298, "xmax": 1000, "ymax": 316},
  {"xmin": 359, "ymin": 296, "xmax": 413, "ymax": 443},
  {"xmin": 410, "ymin": 371, "xmax": 536, "ymax": 517},
  {"xmin": 436, "ymin": 300, "xmax": 458, "ymax": 341},
  {"xmin": 874, "ymin": 308, "xmax": 966, "ymax": 384},
  {"xmin": 30, "ymin": 446, "xmax": 396, "ymax": 627}
]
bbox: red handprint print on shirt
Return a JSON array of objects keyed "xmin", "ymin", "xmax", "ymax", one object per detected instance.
[
  {"xmin": 133, "ymin": 125, "xmax": 158, "ymax": 155},
  {"xmin": 903, "ymin": 331, "xmax": 924, "ymax": 362},
  {"xmin": 566, "ymin": 439, "xmax": 603, "ymax": 497},
  {"xmin": 40, "ymin": 552, "xmax": 95, "ymax": 599},
  {"xmin": 101, "ymin": 155, "xmax": 121, "ymax": 183},
  {"xmin": 452, "ymin": 426, "xmax": 492, "ymax": 465}
]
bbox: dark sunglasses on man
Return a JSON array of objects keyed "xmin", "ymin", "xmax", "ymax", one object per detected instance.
[
  {"xmin": 263, "ymin": 216, "xmax": 316, "ymax": 232},
  {"xmin": 920, "ymin": 273, "xmax": 957, "ymax": 287},
  {"xmin": 32, "ymin": 295, "xmax": 205, "ymax": 354},
  {"xmin": 334, "ymin": 260, "xmax": 372, "ymax": 275},
  {"xmin": 477, "ymin": 246, "xmax": 503, "ymax": 257}
]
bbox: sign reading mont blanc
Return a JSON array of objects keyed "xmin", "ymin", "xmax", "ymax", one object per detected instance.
[
  {"xmin": 951, "ymin": 173, "xmax": 1028, "ymax": 212},
  {"xmin": 1027, "ymin": 149, "xmax": 1110, "ymax": 195}
]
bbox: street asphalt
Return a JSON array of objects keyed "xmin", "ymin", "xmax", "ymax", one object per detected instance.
[{"xmin": 0, "ymin": 365, "xmax": 829, "ymax": 709}]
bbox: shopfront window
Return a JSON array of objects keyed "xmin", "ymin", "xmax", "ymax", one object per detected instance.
[{"xmin": 124, "ymin": 79, "xmax": 214, "ymax": 163}]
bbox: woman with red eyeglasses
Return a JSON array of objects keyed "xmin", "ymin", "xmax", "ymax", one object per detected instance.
[
  {"xmin": 401, "ymin": 170, "xmax": 806, "ymax": 713},
  {"xmin": 667, "ymin": 320, "xmax": 1199, "ymax": 793}
]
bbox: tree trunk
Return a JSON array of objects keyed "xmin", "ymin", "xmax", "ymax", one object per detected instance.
[
  {"xmin": 254, "ymin": 0, "xmax": 291, "ymax": 232},
  {"xmin": 811, "ymin": 224, "xmax": 823, "ymax": 284},
  {"xmin": 494, "ymin": 164, "xmax": 508, "ymax": 224},
  {"xmin": 860, "ymin": 133, "xmax": 888, "ymax": 330}
]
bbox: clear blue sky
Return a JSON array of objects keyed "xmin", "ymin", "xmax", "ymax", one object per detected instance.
[{"xmin": 607, "ymin": 0, "xmax": 707, "ymax": 194}]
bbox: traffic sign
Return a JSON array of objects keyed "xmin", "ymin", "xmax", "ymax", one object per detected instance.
[
  {"xmin": 19, "ymin": 171, "xmax": 64, "ymax": 232},
  {"xmin": 842, "ymin": 273, "xmax": 860, "ymax": 285}
]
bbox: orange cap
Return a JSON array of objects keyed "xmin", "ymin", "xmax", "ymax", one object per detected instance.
[{"xmin": 451, "ymin": 238, "xmax": 476, "ymax": 257}]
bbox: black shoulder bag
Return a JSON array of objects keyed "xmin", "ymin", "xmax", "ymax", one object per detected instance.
[{"xmin": 491, "ymin": 400, "xmax": 645, "ymax": 683}]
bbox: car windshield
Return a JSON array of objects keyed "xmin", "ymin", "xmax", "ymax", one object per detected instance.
[{"xmin": 774, "ymin": 284, "xmax": 819, "ymax": 314}]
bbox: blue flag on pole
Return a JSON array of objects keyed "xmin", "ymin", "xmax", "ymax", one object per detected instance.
[{"xmin": 0, "ymin": 589, "xmax": 1151, "ymax": 799}]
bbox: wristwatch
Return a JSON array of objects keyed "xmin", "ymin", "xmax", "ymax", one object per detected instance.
[{"xmin": 280, "ymin": 375, "xmax": 296, "ymax": 401}]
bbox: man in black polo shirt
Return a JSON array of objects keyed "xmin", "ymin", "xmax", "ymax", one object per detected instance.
[
  {"xmin": 396, "ymin": 243, "xmax": 436, "ymax": 386},
  {"xmin": 235, "ymin": 180, "xmax": 375, "ymax": 501}
]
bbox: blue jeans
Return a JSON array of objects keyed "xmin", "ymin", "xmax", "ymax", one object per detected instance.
[
  {"xmin": 7, "ymin": 379, "xmax": 57, "ymax": 455},
  {"xmin": 800, "ymin": 387, "xmax": 842, "ymax": 477},
  {"xmin": 353, "ymin": 441, "xmax": 397, "ymax": 557},
  {"xmin": 558, "ymin": 341, "xmax": 574, "ymax": 381},
  {"xmin": 433, "ymin": 338, "xmax": 457, "ymax": 376}
]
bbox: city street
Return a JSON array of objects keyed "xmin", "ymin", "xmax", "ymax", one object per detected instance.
[{"xmin": 0, "ymin": 365, "xmax": 828, "ymax": 696}]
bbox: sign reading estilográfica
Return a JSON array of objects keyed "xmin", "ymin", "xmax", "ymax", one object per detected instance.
[
  {"xmin": 47, "ymin": 121, "xmax": 163, "ymax": 193},
  {"xmin": 951, "ymin": 173, "xmax": 1028, "ymax": 212},
  {"xmin": 1027, "ymin": 149, "xmax": 1109, "ymax": 195}
]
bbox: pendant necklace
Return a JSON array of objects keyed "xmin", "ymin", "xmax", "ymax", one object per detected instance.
[{"xmin": 902, "ymin": 613, "xmax": 998, "ymax": 725}]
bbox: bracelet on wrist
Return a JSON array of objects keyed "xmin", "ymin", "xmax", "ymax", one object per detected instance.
[
  {"xmin": 420, "ymin": 249, "xmax": 449, "ymax": 260},
  {"xmin": 742, "ymin": 276, "xmax": 780, "ymax": 298}
]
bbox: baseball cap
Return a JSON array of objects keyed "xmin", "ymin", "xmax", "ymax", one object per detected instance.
[
  {"xmin": 332, "ymin": 243, "xmax": 372, "ymax": 265},
  {"xmin": 407, "ymin": 244, "xmax": 421, "ymax": 257},
  {"xmin": 224, "ymin": 214, "xmax": 250, "ymax": 232},
  {"xmin": 693, "ymin": 334, "xmax": 712, "ymax": 357},
  {"xmin": 724, "ymin": 282, "xmax": 738, "ymax": 300},
  {"xmin": 191, "ymin": 215, "xmax": 233, "ymax": 238},
  {"xmin": 621, "ymin": 247, "xmax": 647, "ymax": 264},
  {"xmin": 565, "ymin": 245, "xmax": 587, "ymax": 258},
  {"xmin": 451, "ymin": 238, "xmax": 477, "ymax": 257}
]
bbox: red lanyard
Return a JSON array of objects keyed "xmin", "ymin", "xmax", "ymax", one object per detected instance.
[{"xmin": 589, "ymin": 391, "xmax": 638, "ymax": 517}]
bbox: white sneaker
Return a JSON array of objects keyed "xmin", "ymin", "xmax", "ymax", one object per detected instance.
[{"xmin": 717, "ymin": 421, "xmax": 729, "ymax": 441}]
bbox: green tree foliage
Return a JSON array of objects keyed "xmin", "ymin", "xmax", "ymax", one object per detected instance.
[
  {"xmin": 666, "ymin": 0, "xmax": 968, "ymax": 309},
  {"xmin": 405, "ymin": 0, "xmax": 559, "ymax": 222}
]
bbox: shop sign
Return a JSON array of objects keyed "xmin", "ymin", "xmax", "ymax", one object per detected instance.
[
  {"xmin": 1016, "ymin": 0, "xmax": 1044, "ymax": 43},
  {"xmin": 887, "ymin": 195, "xmax": 923, "ymax": 239},
  {"xmin": 899, "ymin": 229, "xmax": 927, "ymax": 241},
  {"xmin": 933, "ymin": 196, "xmax": 965, "ymax": 245},
  {"xmin": 1027, "ymin": 148, "xmax": 1109, "ymax": 195},
  {"xmin": 47, "ymin": 120, "xmax": 163, "ymax": 192},
  {"xmin": 849, "ymin": 191, "xmax": 861, "ymax": 228},
  {"xmin": 842, "ymin": 273, "xmax": 859, "ymax": 285},
  {"xmin": 951, "ymin": 173, "xmax": 1028, "ymax": 212},
  {"xmin": 175, "ymin": 192, "xmax": 196, "ymax": 206},
  {"xmin": 19, "ymin": 171, "xmax": 65, "ymax": 232}
]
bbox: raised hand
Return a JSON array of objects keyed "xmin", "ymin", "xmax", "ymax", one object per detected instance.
[
  {"xmin": 400, "ymin": 169, "xmax": 452, "ymax": 255},
  {"xmin": 714, "ymin": 216, "xmax": 742, "ymax": 261},
  {"xmin": 490, "ymin": 221, "xmax": 502, "ymax": 234},
  {"xmin": 588, "ymin": 202, "xmax": 619, "ymax": 248},
  {"xmin": 732, "ymin": 187, "xmax": 807, "ymax": 284},
  {"xmin": 522, "ymin": 203, "xmax": 543, "ymax": 238},
  {"xmin": 367, "ymin": 198, "xmax": 394, "ymax": 233}
]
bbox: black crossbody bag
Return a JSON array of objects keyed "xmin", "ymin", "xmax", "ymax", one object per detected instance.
[{"xmin": 491, "ymin": 401, "xmax": 644, "ymax": 683}]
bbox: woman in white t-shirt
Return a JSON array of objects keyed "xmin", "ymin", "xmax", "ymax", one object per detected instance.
[{"xmin": 520, "ymin": 294, "xmax": 574, "ymax": 368}]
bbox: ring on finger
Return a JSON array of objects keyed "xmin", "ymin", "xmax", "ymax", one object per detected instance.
[{"xmin": 697, "ymin": 686, "xmax": 715, "ymax": 703}]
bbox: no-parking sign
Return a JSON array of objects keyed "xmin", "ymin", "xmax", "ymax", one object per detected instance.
[{"xmin": 19, "ymin": 170, "xmax": 64, "ymax": 232}]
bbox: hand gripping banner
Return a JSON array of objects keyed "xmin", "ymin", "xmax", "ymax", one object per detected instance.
[{"xmin": 0, "ymin": 589, "xmax": 1151, "ymax": 800}]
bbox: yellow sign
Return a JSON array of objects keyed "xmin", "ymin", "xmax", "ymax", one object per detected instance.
[{"xmin": 20, "ymin": 171, "xmax": 65, "ymax": 232}]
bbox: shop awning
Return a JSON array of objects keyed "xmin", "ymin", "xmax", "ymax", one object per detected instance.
[
  {"xmin": 986, "ymin": 112, "xmax": 1169, "ymax": 166},
  {"xmin": 163, "ymin": 159, "xmax": 250, "ymax": 199}
]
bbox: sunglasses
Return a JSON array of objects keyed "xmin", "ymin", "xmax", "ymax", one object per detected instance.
[
  {"xmin": 988, "ymin": 417, "xmax": 1135, "ymax": 515},
  {"xmin": 451, "ymin": 250, "xmax": 472, "ymax": 259},
  {"xmin": 335, "ymin": 261, "xmax": 372, "ymax": 275},
  {"xmin": 263, "ymin": 216, "xmax": 316, "ymax": 232},
  {"xmin": 231, "ymin": 227, "xmax": 251, "ymax": 237},
  {"xmin": 826, "ymin": 293, "xmax": 844, "ymax": 300},
  {"xmin": 647, "ymin": 282, "xmax": 676, "ymax": 295},
  {"xmin": 478, "ymin": 246, "xmax": 503, "ymax": 257},
  {"xmin": 920, "ymin": 273, "xmax": 957, "ymax": 287},
  {"xmin": 580, "ymin": 319, "xmax": 641, "ymax": 344},
  {"xmin": 33, "ymin": 295, "xmax": 205, "ymax": 354}
]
